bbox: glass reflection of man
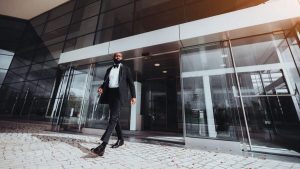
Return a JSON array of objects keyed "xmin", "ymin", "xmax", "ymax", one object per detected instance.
[{"xmin": 91, "ymin": 52, "xmax": 136, "ymax": 156}]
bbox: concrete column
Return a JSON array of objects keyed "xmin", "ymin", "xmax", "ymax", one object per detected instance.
[
  {"xmin": 203, "ymin": 76, "xmax": 217, "ymax": 137},
  {"xmin": 130, "ymin": 81, "xmax": 142, "ymax": 130}
]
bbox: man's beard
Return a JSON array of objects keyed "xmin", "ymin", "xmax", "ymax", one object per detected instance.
[{"xmin": 113, "ymin": 58, "xmax": 122, "ymax": 64}]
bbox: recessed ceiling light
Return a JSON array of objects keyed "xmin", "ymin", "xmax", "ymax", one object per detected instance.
[
  {"xmin": 162, "ymin": 70, "xmax": 167, "ymax": 73},
  {"xmin": 154, "ymin": 63, "xmax": 160, "ymax": 67}
]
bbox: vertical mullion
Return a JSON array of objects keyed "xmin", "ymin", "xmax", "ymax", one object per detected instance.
[
  {"xmin": 93, "ymin": 0, "xmax": 104, "ymax": 45},
  {"xmin": 62, "ymin": 1, "xmax": 77, "ymax": 53}
]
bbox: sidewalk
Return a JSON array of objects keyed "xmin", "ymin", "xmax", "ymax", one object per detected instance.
[{"xmin": 0, "ymin": 121, "xmax": 299, "ymax": 169}]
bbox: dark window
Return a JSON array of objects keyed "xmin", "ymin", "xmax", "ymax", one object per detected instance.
[
  {"xmin": 33, "ymin": 43, "xmax": 63, "ymax": 64},
  {"xmin": 95, "ymin": 22, "xmax": 132, "ymax": 44},
  {"xmin": 48, "ymin": 1, "xmax": 75, "ymax": 20},
  {"xmin": 134, "ymin": 7, "xmax": 184, "ymax": 34},
  {"xmin": 7, "ymin": 66, "xmax": 30, "ymax": 82},
  {"xmin": 27, "ymin": 60, "xmax": 58, "ymax": 81},
  {"xmin": 67, "ymin": 16, "xmax": 98, "ymax": 39},
  {"xmin": 72, "ymin": 1, "xmax": 101, "ymax": 23},
  {"xmin": 31, "ymin": 13, "xmax": 48, "ymax": 27},
  {"xmin": 34, "ymin": 78, "xmax": 55, "ymax": 98},
  {"xmin": 97, "ymin": 3, "xmax": 133, "ymax": 30},
  {"xmin": 101, "ymin": 0, "xmax": 133, "ymax": 12},
  {"xmin": 135, "ymin": 0, "xmax": 183, "ymax": 19},
  {"xmin": 33, "ymin": 24, "xmax": 45, "ymax": 36},
  {"xmin": 64, "ymin": 33, "xmax": 95, "ymax": 52},
  {"xmin": 75, "ymin": 0, "xmax": 100, "ymax": 9},
  {"xmin": 10, "ymin": 52, "xmax": 34, "ymax": 68},
  {"xmin": 41, "ymin": 27, "xmax": 68, "ymax": 46},
  {"xmin": 44, "ymin": 13, "xmax": 72, "ymax": 33}
]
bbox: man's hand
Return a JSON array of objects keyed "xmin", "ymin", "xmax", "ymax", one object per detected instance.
[
  {"xmin": 130, "ymin": 98, "xmax": 136, "ymax": 105},
  {"xmin": 97, "ymin": 87, "xmax": 103, "ymax": 95}
]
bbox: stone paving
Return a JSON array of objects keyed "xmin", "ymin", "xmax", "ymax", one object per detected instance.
[{"xmin": 0, "ymin": 121, "xmax": 300, "ymax": 169}]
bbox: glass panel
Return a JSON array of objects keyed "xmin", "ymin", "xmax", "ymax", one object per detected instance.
[
  {"xmin": 95, "ymin": 22, "xmax": 132, "ymax": 44},
  {"xmin": 8, "ymin": 66, "xmax": 30, "ymax": 82},
  {"xmin": 67, "ymin": 16, "xmax": 98, "ymax": 39},
  {"xmin": 101, "ymin": 0, "xmax": 133, "ymax": 12},
  {"xmin": 27, "ymin": 60, "xmax": 58, "ymax": 80},
  {"xmin": 44, "ymin": 13, "xmax": 72, "ymax": 33},
  {"xmin": 135, "ymin": 0, "xmax": 183, "ymax": 19},
  {"xmin": 0, "ymin": 69, "xmax": 7, "ymax": 84},
  {"xmin": 97, "ymin": 3, "xmax": 133, "ymax": 30},
  {"xmin": 183, "ymin": 77, "xmax": 206, "ymax": 136},
  {"xmin": 184, "ymin": 0, "xmax": 267, "ymax": 23},
  {"xmin": 41, "ymin": 27, "xmax": 68, "ymax": 46},
  {"xmin": 286, "ymin": 29, "xmax": 300, "ymax": 75},
  {"xmin": 231, "ymin": 34, "xmax": 279, "ymax": 67},
  {"xmin": 182, "ymin": 42, "xmax": 232, "ymax": 72},
  {"xmin": 238, "ymin": 70, "xmax": 289, "ymax": 96},
  {"xmin": 35, "ymin": 78, "xmax": 55, "ymax": 98},
  {"xmin": 44, "ymin": 43, "xmax": 64, "ymax": 61},
  {"xmin": 29, "ymin": 98, "xmax": 51, "ymax": 120},
  {"xmin": 140, "ymin": 53, "xmax": 182, "ymax": 132},
  {"xmin": 48, "ymin": 1, "xmax": 75, "ymax": 20},
  {"xmin": 64, "ymin": 33, "xmax": 95, "ymax": 52},
  {"xmin": 0, "ymin": 82, "xmax": 24, "ymax": 101},
  {"xmin": 72, "ymin": 1, "xmax": 101, "ymax": 23},
  {"xmin": 32, "ymin": 24, "xmax": 45, "ymax": 36},
  {"xmin": 76, "ymin": 0, "xmax": 100, "ymax": 9},
  {"xmin": 276, "ymin": 33, "xmax": 300, "ymax": 95},
  {"xmin": 181, "ymin": 42, "xmax": 243, "ymax": 140},
  {"xmin": 31, "ymin": 13, "xmax": 48, "ymax": 27},
  {"xmin": 231, "ymin": 33, "xmax": 300, "ymax": 153},
  {"xmin": 0, "ymin": 54, "xmax": 13, "ymax": 69},
  {"xmin": 33, "ymin": 43, "xmax": 63, "ymax": 63},
  {"xmin": 59, "ymin": 65, "xmax": 90, "ymax": 131},
  {"xmin": 85, "ymin": 63, "xmax": 111, "ymax": 129},
  {"xmin": 134, "ymin": 7, "xmax": 184, "ymax": 34}
]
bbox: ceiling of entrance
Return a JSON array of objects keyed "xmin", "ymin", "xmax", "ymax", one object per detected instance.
[{"xmin": 0, "ymin": 0, "xmax": 70, "ymax": 20}]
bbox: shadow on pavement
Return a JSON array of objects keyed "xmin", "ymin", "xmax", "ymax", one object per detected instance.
[{"xmin": 32, "ymin": 134, "xmax": 102, "ymax": 158}]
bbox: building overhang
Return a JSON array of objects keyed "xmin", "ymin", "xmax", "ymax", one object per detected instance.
[
  {"xmin": 0, "ymin": 0, "xmax": 70, "ymax": 20},
  {"xmin": 59, "ymin": 0, "xmax": 300, "ymax": 66}
]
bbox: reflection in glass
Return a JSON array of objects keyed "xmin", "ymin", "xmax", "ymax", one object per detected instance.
[
  {"xmin": 101, "ymin": 0, "xmax": 133, "ymax": 12},
  {"xmin": 181, "ymin": 41, "xmax": 244, "ymax": 141},
  {"xmin": 238, "ymin": 70, "xmax": 289, "ymax": 96},
  {"xmin": 231, "ymin": 34, "xmax": 279, "ymax": 67},
  {"xmin": 48, "ymin": 1, "xmax": 75, "ymax": 20},
  {"xmin": 67, "ymin": 16, "xmax": 98, "ymax": 39},
  {"xmin": 181, "ymin": 42, "xmax": 232, "ymax": 72},
  {"xmin": 232, "ymin": 33, "xmax": 300, "ymax": 152},
  {"xmin": 72, "ymin": 1, "xmax": 101, "ymax": 24},
  {"xmin": 85, "ymin": 63, "xmax": 111, "ymax": 129},
  {"xmin": 44, "ymin": 13, "xmax": 72, "ymax": 33},
  {"xmin": 64, "ymin": 33, "xmax": 95, "ymax": 52},
  {"xmin": 97, "ymin": 4, "xmax": 133, "ymax": 30}
]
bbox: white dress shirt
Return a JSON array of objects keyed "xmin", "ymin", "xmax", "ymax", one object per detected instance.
[{"xmin": 108, "ymin": 64, "xmax": 121, "ymax": 88}]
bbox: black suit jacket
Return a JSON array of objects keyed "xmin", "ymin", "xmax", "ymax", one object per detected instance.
[{"xmin": 99, "ymin": 64, "xmax": 136, "ymax": 105}]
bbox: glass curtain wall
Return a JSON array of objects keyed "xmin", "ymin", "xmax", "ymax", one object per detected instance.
[
  {"xmin": 181, "ymin": 32, "xmax": 300, "ymax": 153},
  {"xmin": 181, "ymin": 42, "xmax": 245, "ymax": 141},
  {"xmin": 51, "ymin": 52, "xmax": 183, "ymax": 133}
]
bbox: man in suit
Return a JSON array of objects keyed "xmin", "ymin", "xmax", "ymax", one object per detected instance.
[{"xmin": 91, "ymin": 52, "xmax": 136, "ymax": 156}]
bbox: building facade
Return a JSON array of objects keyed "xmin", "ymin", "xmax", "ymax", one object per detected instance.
[{"xmin": 1, "ymin": 0, "xmax": 300, "ymax": 156}]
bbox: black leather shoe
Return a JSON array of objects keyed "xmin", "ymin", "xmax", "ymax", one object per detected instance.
[
  {"xmin": 111, "ymin": 140, "xmax": 124, "ymax": 148},
  {"xmin": 91, "ymin": 144, "xmax": 106, "ymax": 156}
]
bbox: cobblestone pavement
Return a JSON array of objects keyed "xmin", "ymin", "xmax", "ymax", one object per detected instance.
[{"xmin": 0, "ymin": 121, "xmax": 299, "ymax": 169}]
